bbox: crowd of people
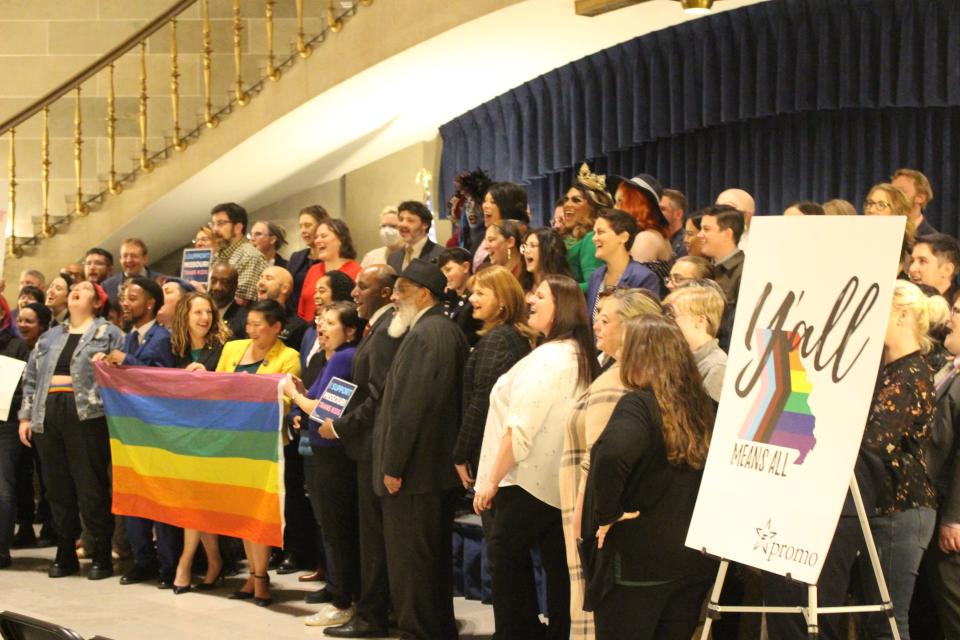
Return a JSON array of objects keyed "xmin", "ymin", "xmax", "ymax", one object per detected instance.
[{"xmin": 0, "ymin": 164, "xmax": 958, "ymax": 640}]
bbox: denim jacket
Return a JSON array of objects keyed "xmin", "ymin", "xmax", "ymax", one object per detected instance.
[{"xmin": 19, "ymin": 318, "xmax": 125, "ymax": 432}]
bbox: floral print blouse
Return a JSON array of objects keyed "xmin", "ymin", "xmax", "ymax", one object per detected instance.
[{"xmin": 862, "ymin": 350, "xmax": 937, "ymax": 515}]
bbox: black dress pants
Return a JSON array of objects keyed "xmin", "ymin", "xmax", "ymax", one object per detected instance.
[
  {"xmin": 355, "ymin": 457, "xmax": 390, "ymax": 628},
  {"xmin": 382, "ymin": 488, "xmax": 458, "ymax": 640},
  {"xmin": 486, "ymin": 485, "xmax": 570, "ymax": 640},
  {"xmin": 282, "ymin": 438, "xmax": 318, "ymax": 564},
  {"xmin": 305, "ymin": 444, "xmax": 360, "ymax": 609},
  {"xmin": 32, "ymin": 393, "xmax": 113, "ymax": 555},
  {"xmin": 594, "ymin": 575, "xmax": 712, "ymax": 640},
  {"xmin": 761, "ymin": 515, "xmax": 865, "ymax": 640}
]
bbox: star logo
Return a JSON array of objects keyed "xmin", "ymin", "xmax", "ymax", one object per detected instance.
[{"xmin": 754, "ymin": 519, "xmax": 777, "ymax": 551}]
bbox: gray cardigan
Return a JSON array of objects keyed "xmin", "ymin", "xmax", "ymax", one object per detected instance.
[{"xmin": 694, "ymin": 339, "xmax": 727, "ymax": 402}]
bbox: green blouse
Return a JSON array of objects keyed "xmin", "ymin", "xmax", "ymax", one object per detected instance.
[{"xmin": 566, "ymin": 231, "xmax": 603, "ymax": 293}]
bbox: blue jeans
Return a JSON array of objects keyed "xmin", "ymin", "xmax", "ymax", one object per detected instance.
[
  {"xmin": 862, "ymin": 507, "xmax": 936, "ymax": 640},
  {"xmin": 0, "ymin": 423, "xmax": 22, "ymax": 559}
]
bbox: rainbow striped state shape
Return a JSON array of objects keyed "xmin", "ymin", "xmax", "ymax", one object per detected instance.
[
  {"xmin": 739, "ymin": 329, "xmax": 817, "ymax": 464},
  {"xmin": 93, "ymin": 363, "xmax": 286, "ymax": 547}
]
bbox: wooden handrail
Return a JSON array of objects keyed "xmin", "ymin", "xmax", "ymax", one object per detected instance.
[{"xmin": 0, "ymin": 0, "xmax": 198, "ymax": 135}]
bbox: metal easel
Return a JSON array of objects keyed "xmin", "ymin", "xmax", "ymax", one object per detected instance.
[{"xmin": 699, "ymin": 476, "xmax": 901, "ymax": 640}]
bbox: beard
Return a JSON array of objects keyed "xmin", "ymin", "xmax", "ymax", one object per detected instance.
[{"xmin": 388, "ymin": 301, "xmax": 417, "ymax": 338}]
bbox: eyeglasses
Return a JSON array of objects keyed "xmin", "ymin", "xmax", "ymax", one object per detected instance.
[
  {"xmin": 249, "ymin": 231, "xmax": 272, "ymax": 239},
  {"xmin": 667, "ymin": 274, "xmax": 692, "ymax": 286},
  {"xmin": 863, "ymin": 200, "xmax": 892, "ymax": 211}
]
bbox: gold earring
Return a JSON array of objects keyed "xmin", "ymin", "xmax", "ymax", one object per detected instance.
[{"xmin": 507, "ymin": 247, "xmax": 512, "ymax": 261}]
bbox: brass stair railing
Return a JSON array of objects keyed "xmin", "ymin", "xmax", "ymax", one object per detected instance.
[{"xmin": 1, "ymin": 0, "xmax": 373, "ymax": 259}]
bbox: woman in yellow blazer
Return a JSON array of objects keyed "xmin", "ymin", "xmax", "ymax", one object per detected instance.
[{"xmin": 216, "ymin": 299, "xmax": 300, "ymax": 607}]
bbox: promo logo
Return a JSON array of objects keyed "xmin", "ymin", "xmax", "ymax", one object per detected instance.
[{"xmin": 753, "ymin": 519, "xmax": 819, "ymax": 568}]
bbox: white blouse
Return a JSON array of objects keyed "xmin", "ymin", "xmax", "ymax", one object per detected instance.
[{"xmin": 476, "ymin": 339, "xmax": 583, "ymax": 509}]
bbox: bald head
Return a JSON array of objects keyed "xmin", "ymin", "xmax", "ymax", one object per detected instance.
[
  {"xmin": 257, "ymin": 266, "xmax": 293, "ymax": 304},
  {"xmin": 353, "ymin": 264, "xmax": 396, "ymax": 319},
  {"xmin": 716, "ymin": 188, "xmax": 756, "ymax": 223}
]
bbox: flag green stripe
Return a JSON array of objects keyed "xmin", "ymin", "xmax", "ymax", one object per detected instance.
[
  {"xmin": 106, "ymin": 416, "xmax": 279, "ymax": 462},
  {"xmin": 784, "ymin": 391, "xmax": 812, "ymax": 415}
]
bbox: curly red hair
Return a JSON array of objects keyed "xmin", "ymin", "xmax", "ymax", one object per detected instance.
[{"xmin": 617, "ymin": 184, "xmax": 669, "ymax": 237}]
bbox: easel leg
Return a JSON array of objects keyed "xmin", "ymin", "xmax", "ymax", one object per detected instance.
[
  {"xmin": 849, "ymin": 476, "xmax": 901, "ymax": 640},
  {"xmin": 700, "ymin": 559, "xmax": 729, "ymax": 640},
  {"xmin": 805, "ymin": 584, "xmax": 819, "ymax": 639}
]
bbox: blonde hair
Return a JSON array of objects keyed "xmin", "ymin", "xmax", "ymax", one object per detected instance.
[
  {"xmin": 890, "ymin": 280, "xmax": 939, "ymax": 354},
  {"xmin": 822, "ymin": 199, "xmax": 857, "ymax": 216},
  {"xmin": 470, "ymin": 265, "xmax": 536, "ymax": 341},
  {"xmin": 607, "ymin": 288, "xmax": 663, "ymax": 322},
  {"xmin": 891, "ymin": 168, "xmax": 934, "ymax": 208},
  {"xmin": 170, "ymin": 292, "xmax": 231, "ymax": 356},
  {"xmin": 664, "ymin": 285, "xmax": 726, "ymax": 337}
]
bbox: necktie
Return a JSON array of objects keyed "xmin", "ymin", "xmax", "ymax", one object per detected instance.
[{"xmin": 402, "ymin": 245, "xmax": 414, "ymax": 269}]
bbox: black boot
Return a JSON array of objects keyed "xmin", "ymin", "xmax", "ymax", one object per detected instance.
[
  {"xmin": 48, "ymin": 542, "xmax": 79, "ymax": 578},
  {"xmin": 87, "ymin": 539, "xmax": 114, "ymax": 581}
]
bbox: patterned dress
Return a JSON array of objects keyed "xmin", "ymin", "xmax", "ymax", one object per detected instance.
[
  {"xmin": 862, "ymin": 350, "xmax": 937, "ymax": 515},
  {"xmin": 559, "ymin": 364, "xmax": 628, "ymax": 639}
]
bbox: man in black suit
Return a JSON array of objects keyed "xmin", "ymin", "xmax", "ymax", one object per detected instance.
[
  {"xmin": 372, "ymin": 259, "xmax": 468, "ymax": 640},
  {"xmin": 209, "ymin": 261, "xmax": 247, "ymax": 339},
  {"xmin": 386, "ymin": 201, "xmax": 444, "ymax": 272},
  {"xmin": 100, "ymin": 238, "xmax": 170, "ymax": 301},
  {"xmin": 323, "ymin": 264, "xmax": 401, "ymax": 638}
]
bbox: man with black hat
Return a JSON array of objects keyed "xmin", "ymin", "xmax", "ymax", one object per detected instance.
[
  {"xmin": 371, "ymin": 259, "xmax": 467, "ymax": 640},
  {"xmin": 386, "ymin": 201, "xmax": 444, "ymax": 272}
]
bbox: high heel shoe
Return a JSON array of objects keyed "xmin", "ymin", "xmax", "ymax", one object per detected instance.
[
  {"xmin": 172, "ymin": 583, "xmax": 193, "ymax": 595},
  {"xmin": 194, "ymin": 567, "xmax": 225, "ymax": 591},
  {"xmin": 253, "ymin": 573, "xmax": 273, "ymax": 607},
  {"xmin": 228, "ymin": 575, "xmax": 255, "ymax": 600}
]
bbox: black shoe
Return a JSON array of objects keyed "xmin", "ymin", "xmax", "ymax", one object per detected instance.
[
  {"xmin": 11, "ymin": 525, "xmax": 36, "ymax": 548},
  {"xmin": 87, "ymin": 561, "xmax": 113, "ymax": 580},
  {"xmin": 275, "ymin": 553, "xmax": 307, "ymax": 575},
  {"xmin": 324, "ymin": 616, "xmax": 389, "ymax": 638},
  {"xmin": 0, "ymin": 556, "xmax": 11, "ymax": 569},
  {"xmin": 268, "ymin": 548, "xmax": 283, "ymax": 569},
  {"xmin": 194, "ymin": 569, "xmax": 225, "ymax": 591},
  {"xmin": 228, "ymin": 590, "xmax": 253, "ymax": 600},
  {"xmin": 172, "ymin": 584, "xmax": 193, "ymax": 595},
  {"xmin": 48, "ymin": 560, "xmax": 80, "ymax": 578},
  {"xmin": 305, "ymin": 587, "xmax": 335, "ymax": 604},
  {"xmin": 157, "ymin": 574, "xmax": 175, "ymax": 589},
  {"xmin": 120, "ymin": 563, "xmax": 159, "ymax": 585}
]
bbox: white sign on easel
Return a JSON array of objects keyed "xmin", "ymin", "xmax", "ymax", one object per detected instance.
[{"xmin": 685, "ymin": 216, "xmax": 905, "ymax": 585}]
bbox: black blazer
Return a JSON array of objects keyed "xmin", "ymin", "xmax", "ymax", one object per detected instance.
[
  {"xmin": 386, "ymin": 239, "xmax": 444, "ymax": 272},
  {"xmin": 452, "ymin": 324, "xmax": 530, "ymax": 472},
  {"xmin": 581, "ymin": 390, "xmax": 716, "ymax": 607},
  {"xmin": 930, "ymin": 367, "xmax": 960, "ymax": 524},
  {"xmin": 287, "ymin": 248, "xmax": 317, "ymax": 314},
  {"xmin": 372, "ymin": 306, "xmax": 468, "ymax": 496},
  {"xmin": 280, "ymin": 314, "xmax": 308, "ymax": 351},
  {"xmin": 334, "ymin": 308, "xmax": 402, "ymax": 462},
  {"xmin": 173, "ymin": 342, "xmax": 224, "ymax": 371},
  {"xmin": 222, "ymin": 303, "xmax": 248, "ymax": 340}
]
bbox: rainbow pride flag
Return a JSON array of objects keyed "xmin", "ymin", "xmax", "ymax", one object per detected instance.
[{"xmin": 94, "ymin": 363, "xmax": 286, "ymax": 547}]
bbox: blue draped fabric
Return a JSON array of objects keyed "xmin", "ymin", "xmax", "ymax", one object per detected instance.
[{"xmin": 439, "ymin": 0, "xmax": 960, "ymax": 235}]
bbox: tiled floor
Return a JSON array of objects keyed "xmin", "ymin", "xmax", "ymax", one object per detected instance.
[{"xmin": 0, "ymin": 544, "xmax": 495, "ymax": 640}]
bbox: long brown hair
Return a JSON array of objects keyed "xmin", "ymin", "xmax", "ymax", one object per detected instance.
[
  {"xmin": 471, "ymin": 265, "xmax": 536, "ymax": 341},
  {"xmin": 170, "ymin": 292, "xmax": 231, "ymax": 357},
  {"xmin": 543, "ymin": 274, "xmax": 599, "ymax": 390},
  {"xmin": 619, "ymin": 315, "xmax": 714, "ymax": 469}
]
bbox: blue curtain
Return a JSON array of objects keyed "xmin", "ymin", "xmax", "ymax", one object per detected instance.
[{"xmin": 439, "ymin": 0, "xmax": 960, "ymax": 234}]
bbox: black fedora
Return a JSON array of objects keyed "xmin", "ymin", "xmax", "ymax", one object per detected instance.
[{"xmin": 397, "ymin": 258, "xmax": 446, "ymax": 298}]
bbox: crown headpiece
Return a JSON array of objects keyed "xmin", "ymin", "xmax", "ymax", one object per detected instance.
[{"xmin": 576, "ymin": 163, "xmax": 607, "ymax": 193}]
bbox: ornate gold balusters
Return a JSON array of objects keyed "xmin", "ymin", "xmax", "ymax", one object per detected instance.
[
  {"xmin": 265, "ymin": 0, "xmax": 280, "ymax": 81},
  {"xmin": 106, "ymin": 64, "xmax": 121, "ymax": 195},
  {"xmin": 296, "ymin": 0, "xmax": 312, "ymax": 58},
  {"xmin": 202, "ymin": 0, "xmax": 219, "ymax": 127},
  {"xmin": 138, "ymin": 41, "xmax": 154, "ymax": 172},
  {"xmin": 327, "ymin": 0, "xmax": 343, "ymax": 33},
  {"xmin": 232, "ymin": 0, "xmax": 249, "ymax": 105},
  {"xmin": 6, "ymin": 128, "xmax": 20, "ymax": 257},
  {"xmin": 74, "ymin": 87, "xmax": 88, "ymax": 216},
  {"xmin": 170, "ymin": 19, "xmax": 186, "ymax": 151},
  {"xmin": 40, "ymin": 107, "xmax": 54, "ymax": 237}
]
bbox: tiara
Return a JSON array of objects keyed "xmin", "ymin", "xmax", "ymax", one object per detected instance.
[{"xmin": 577, "ymin": 163, "xmax": 607, "ymax": 193}]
